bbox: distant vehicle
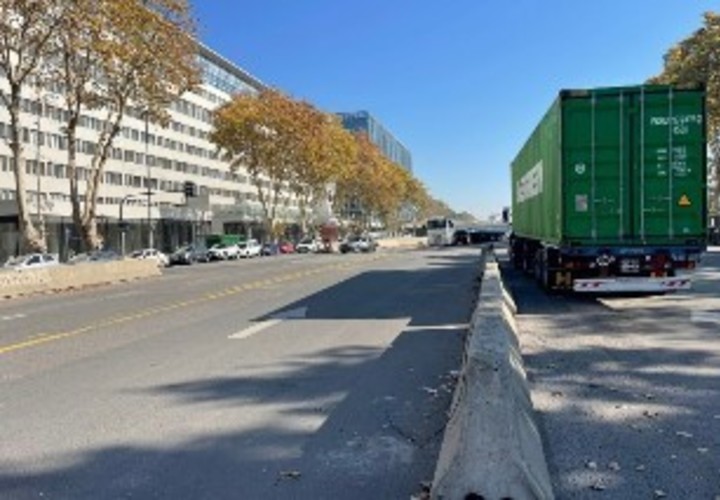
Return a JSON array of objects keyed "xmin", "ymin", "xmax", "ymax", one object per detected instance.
[
  {"xmin": 340, "ymin": 235, "xmax": 378, "ymax": 254},
  {"xmin": 207, "ymin": 243, "xmax": 239, "ymax": 261},
  {"xmin": 295, "ymin": 238, "xmax": 319, "ymax": 253},
  {"xmin": 279, "ymin": 241, "xmax": 295, "ymax": 254},
  {"xmin": 468, "ymin": 229, "xmax": 506, "ymax": 244},
  {"xmin": 130, "ymin": 248, "xmax": 169, "ymax": 267},
  {"xmin": 426, "ymin": 217, "xmax": 455, "ymax": 246},
  {"xmin": 169, "ymin": 244, "xmax": 209, "ymax": 265},
  {"xmin": 205, "ymin": 233, "xmax": 243, "ymax": 248},
  {"xmin": 261, "ymin": 243, "xmax": 279, "ymax": 256},
  {"xmin": 452, "ymin": 229, "xmax": 470, "ymax": 246},
  {"xmin": 510, "ymin": 84, "xmax": 706, "ymax": 293},
  {"xmin": 3, "ymin": 253, "xmax": 59, "ymax": 271},
  {"xmin": 68, "ymin": 250, "xmax": 121, "ymax": 264},
  {"xmin": 237, "ymin": 239, "xmax": 261, "ymax": 258}
]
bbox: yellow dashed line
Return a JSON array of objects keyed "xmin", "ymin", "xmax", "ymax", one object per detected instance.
[{"xmin": 0, "ymin": 253, "xmax": 397, "ymax": 356}]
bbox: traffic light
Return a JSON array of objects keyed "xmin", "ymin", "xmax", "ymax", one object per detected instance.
[
  {"xmin": 502, "ymin": 207, "xmax": 510, "ymax": 224},
  {"xmin": 183, "ymin": 181, "xmax": 196, "ymax": 198}
]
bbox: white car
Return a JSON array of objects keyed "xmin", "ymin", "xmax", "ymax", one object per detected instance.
[
  {"xmin": 3, "ymin": 253, "xmax": 59, "ymax": 271},
  {"xmin": 237, "ymin": 239, "xmax": 262, "ymax": 258},
  {"xmin": 130, "ymin": 248, "xmax": 169, "ymax": 267},
  {"xmin": 295, "ymin": 238, "xmax": 320, "ymax": 253},
  {"xmin": 207, "ymin": 243, "xmax": 239, "ymax": 261}
]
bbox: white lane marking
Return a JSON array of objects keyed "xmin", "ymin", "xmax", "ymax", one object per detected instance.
[
  {"xmin": 404, "ymin": 323, "xmax": 469, "ymax": 332},
  {"xmin": 229, "ymin": 319, "xmax": 281, "ymax": 339},
  {"xmin": 1, "ymin": 313, "xmax": 26, "ymax": 321},
  {"xmin": 228, "ymin": 307, "xmax": 308, "ymax": 340}
]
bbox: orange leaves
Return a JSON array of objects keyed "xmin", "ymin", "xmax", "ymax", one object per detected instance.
[{"xmin": 210, "ymin": 89, "xmax": 431, "ymax": 230}]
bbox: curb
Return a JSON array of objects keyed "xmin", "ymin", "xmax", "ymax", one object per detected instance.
[{"xmin": 431, "ymin": 251, "xmax": 553, "ymax": 500}]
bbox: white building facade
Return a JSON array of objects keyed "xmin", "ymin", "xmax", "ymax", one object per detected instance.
[{"xmin": 0, "ymin": 44, "xmax": 299, "ymax": 259}]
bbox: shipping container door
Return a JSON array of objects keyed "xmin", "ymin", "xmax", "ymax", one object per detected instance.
[
  {"xmin": 563, "ymin": 91, "xmax": 632, "ymax": 243},
  {"xmin": 632, "ymin": 88, "xmax": 705, "ymax": 243}
]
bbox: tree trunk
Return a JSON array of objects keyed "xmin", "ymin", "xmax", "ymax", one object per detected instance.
[
  {"xmin": 710, "ymin": 136, "xmax": 720, "ymax": 215},
  {"xmin": 8, "ymin": 92, "xmax": 45, "ymax": 253},
  {"xmin": 81, "ymin": 114, "xmax": 122, "ymax": 250},
  {"xmin": 66, "ymin": 122, "xmax": 84, "ymax": 250}
]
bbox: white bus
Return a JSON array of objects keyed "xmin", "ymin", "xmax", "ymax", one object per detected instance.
[{"xmin": 426, "ymin": 217, "xmax": 455, "ymax": 246}]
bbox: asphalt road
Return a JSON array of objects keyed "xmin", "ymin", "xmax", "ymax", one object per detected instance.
[
  {"xmin": 502, "ymin": 248, "xmax": 720, "ymax": 499},
  {"xmin": 0, "ymin": 247, "xmax": 480, "ymax": 500}
]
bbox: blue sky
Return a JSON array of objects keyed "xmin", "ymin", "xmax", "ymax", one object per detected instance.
[{"xmin": 193, "ymin": 1, "xmax": 711, "ymax": 218}]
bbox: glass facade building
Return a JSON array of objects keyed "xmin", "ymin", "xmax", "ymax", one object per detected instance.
[{"xmin": 336, "ymin": 111, "xmax": 412, "ymax": 172}]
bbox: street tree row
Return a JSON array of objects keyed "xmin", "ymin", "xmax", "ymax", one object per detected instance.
[
  {"xmin": 649, "ymin": 11, "xmax": 720, "ymax": 215},
  {"xmin": 210, "ymin": 89, "xmax": 432, "ymax": 238},
  {"xmin": 0, "ymin": 0, "xmax": 199, "ymax": 252}
]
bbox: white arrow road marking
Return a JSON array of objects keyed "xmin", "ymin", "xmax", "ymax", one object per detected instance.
[
  {"xmin": 229, "ymin": 307, "xmax": 308, "ymax": 340},
  {"xmin": 1, "ymin": 313, "xmax": 26, "ymax": 321}
]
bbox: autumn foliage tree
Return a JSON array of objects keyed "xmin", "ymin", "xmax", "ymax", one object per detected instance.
[
  {"xmin": 650, "ymin": 11, "xmax": 720, "ymax": 214},
  {"xmin": 60, "ymin": 0, "xmax": 199, "ymax": 250},
  {"xmin": 211, "ymin": 90, "xmax": 433, "ymax": 239},
  {"xmin": 0, "ymin": 0, "xmax": 65, "ymax": 252},
  {"xmin": 211, "ymin": 90, "xmax": 308, "ymax": 238}
]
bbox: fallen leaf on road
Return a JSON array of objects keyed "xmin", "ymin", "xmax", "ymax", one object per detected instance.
[
  {"xmin": 608, "ymin": 461, "xmax": 621, "ymax": 471},
  {"xmin": 279, "ymin": 470, "xmax": 301, "ymax": 480},
  {"xmin": 654, "ymin": 490, "xmax": 667, "ymax": 498},
  {"xmin": 590, "ymin": 482, "xmax": 606, "ymax": 491},
  {"xmin": 635, "ymin": 464, "xmax": 646, "ymax": 471},
  {"xmin": 421, "ymin": 387, "xmax": 438, "ymax": 396},
  {"xmin": 697, "ymin": 447, "xmax": 709, "ymax": 453},
  {"xmin": 586, "ymin": 461, "xmax": 598, "ymax": 470},
  {"xmin": 676, "ymin": 431, "xmax": 693, "ymax": 438}
]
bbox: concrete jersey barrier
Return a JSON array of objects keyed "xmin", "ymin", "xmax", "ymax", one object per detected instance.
[
  {"xmin": 0, "ymin": 259, "xmax": 161, "ymax": 299},
  {"xmin": 376, "ymin": 236, "xmax": 426, "ymax": 249},
  {"xmin": 431, "ymin": 255, "xmax": 553, "ymax": 500}
]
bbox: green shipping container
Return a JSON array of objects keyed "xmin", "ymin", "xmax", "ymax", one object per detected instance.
[{"xmin": 511, "ymin": 85, "xmax": 706, "ymax": 247}]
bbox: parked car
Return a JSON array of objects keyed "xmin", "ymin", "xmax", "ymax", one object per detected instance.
[
  {"xmin": 3, "ymin": 253, "xmax": 59, "ymax": 271},
  {"xmin": 295, "ymin": 238, "xmax": 318, "ymax": 253},
  {"xmin": 237, "ymin": 239, "xmax": 262, "ymax": 258},
  {"xmin": 279, "ymin": 241, "xmax": 295, "ymax": 254},
  {"xmin": 68, "ymin": 250, "xmax": 121, "ymax": 264},
  {"xmin": 207, "ymin": 243, "xmax": 239, "ymax": 261},
  {"xmin": 169, "ymin": 244, "xmax": 209, "ymax": 265},
  {"xmin": 130, "ymin": 248, "xmax": 169, "ymax": 267},
  {"xmin": 340, "ymin": 235, "xmax": 378, "ymax": 254},
  {"xmin": 261, "ymin": 242, "xmax": 279, "ymax": 256}
]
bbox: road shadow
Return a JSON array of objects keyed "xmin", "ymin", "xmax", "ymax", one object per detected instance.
[
  {"xmin": 501, "ymin": 248, "xmax": 720, "ymax": 499},
  {"xmin": 0, "ymin": 250, "xmax": 479, "ymax": 499}
]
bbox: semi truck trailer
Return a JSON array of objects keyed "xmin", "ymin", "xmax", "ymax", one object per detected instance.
[{"xmin": 510, "ymin": 85, "xmax": 706, "ymax": 292}]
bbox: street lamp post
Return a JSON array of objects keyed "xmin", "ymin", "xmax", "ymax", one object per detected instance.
[
  {"xmin": 144, "ymin": 111, "xmax": 154, "ymax": 249},
  {"xmin": 119, "ymin": 194, "xmax": 136, "ymax": 256},
  {"xmin": 34, "ymin": 91, "xmax": 45, "ymax": 244}
]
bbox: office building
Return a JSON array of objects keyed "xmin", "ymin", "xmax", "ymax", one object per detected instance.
[
  {"xmin": 336, "ymin": 111, "xmax": 413, "ymax": 171},
  {"xmin": 0, "ymin": 44, "xmax": 300, "ymax": 260}
]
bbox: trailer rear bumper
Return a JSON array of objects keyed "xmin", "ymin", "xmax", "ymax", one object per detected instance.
[{"xmin": 573, "ymin": 276, "xmax": 691, "ymax": 293}]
